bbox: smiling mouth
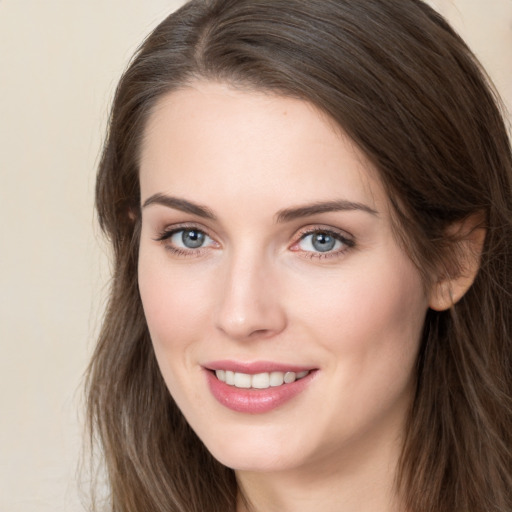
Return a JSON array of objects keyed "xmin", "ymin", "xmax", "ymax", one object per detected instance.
[{"xmin": 213, "ymin": 369, "xmax": 311, "ymax": 389}]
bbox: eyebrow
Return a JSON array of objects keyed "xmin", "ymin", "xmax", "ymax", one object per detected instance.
[
  {"xmin": 142, "ymin": 193, "xmax": 216, "ymax": 219},
  {"xmin": 142, "ymin": 193, "xmax": 378, "ymax": 222},
  {"xmin": 275, "ymin": 200, "xmax": 378, "ymax": 223}
]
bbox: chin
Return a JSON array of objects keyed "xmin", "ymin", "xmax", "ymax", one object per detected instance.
[
  {"xmin": 213, "ymin": 448, "xmax": 297, "ymax": 473},
  {"xmin": 200, "ymin": 426, "xmax": 305, "ymax": 473}
]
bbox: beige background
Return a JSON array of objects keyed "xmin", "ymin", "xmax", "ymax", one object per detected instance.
[{"xmin": 0, "ymin": 1, "xmax": 510, "ymax": 511}]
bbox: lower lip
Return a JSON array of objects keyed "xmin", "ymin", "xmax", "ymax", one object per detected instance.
[{"xmin": 205, "ymin": 370, "xmax": 316, "ymax": 414}]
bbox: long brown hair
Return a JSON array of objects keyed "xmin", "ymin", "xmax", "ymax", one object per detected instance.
[{"xmin": 86, "ymin": 1, "xmax": 512, "ymax": 511}]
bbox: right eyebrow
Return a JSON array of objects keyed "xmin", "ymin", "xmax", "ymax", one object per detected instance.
[{"xmin": 142, "ymin": 193, "xmax": 217, "ymax": 220}]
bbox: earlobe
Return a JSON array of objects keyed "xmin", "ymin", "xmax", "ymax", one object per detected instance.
[
  {"xmin": 428, "ymin": 214, "xmax": 486, "ymax": 312},
  {"xmin": 429, "ymin": 275, "xmax": 474, "ymax": 311}
]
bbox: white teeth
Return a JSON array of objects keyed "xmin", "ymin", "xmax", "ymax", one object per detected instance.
[
  {"xmin": 214, "ymin": 369, "xmax": 310, "ymax": 389},
  {"xmin": 251, "ymin": 372, "xmax": 270, "ymax": 389},
  {"xmin": 269, "ymin": 371, "xmax": 284, "ymax": 387},
  {"xmin": 284, "ymin": 371, "xmax": 296, "ymax": 384},
  {"xmin": 233, "ymin": 372, "xmax": 252, "ymax": 388}
]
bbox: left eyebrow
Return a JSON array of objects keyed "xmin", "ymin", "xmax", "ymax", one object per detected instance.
[{"xmin": 275, "ymin": 200, "xmax": 378, "ymax": 223}]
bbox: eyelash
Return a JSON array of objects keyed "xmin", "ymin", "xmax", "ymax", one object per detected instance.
[
  {"xmin": 292, "ymin": 227, "xmax": 355, "ymax": 260},
  {"xmin": 154, "ymin": 225, "xmax": 355, "ymax": 260},
  {"xmin": 154, "ymin": 224, "xmax": 216, "ymax": 257}
]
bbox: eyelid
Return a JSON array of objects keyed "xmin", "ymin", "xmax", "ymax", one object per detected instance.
[
  {"xmin": 289, "ymin": 225, "xmax": 355, "ymax": 257},
  {"xmin": 153, "ymin": 222, "xmax": 220, "ymax": 257},
  {"xmin": 154, "ymin": 222, "xmax": 214, "ymax": 242},
  {"xmin": 152, "ymin": 222, "xmax": 354, "ymax": 259}
]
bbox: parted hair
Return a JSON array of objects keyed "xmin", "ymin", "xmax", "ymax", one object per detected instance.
[{"xmin": 86, "ymin": 1, "xmax": 512, "ymax": 511}]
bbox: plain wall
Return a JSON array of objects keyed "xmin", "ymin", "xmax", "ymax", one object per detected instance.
[
  {"xmin": 0, "ymin": 3, "xmax": 187, "ymax": 511},
  {"xmin": 0, "ymin": 1, "xmax": 510, "ymax": 511}
]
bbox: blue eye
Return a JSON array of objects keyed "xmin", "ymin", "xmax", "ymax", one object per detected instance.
[
  {"xmin": 177, "ymin": 229, "xmax": 205, "ymax": 248},
  {"xmin": 170, "ymin": 228, "xmax": 213, "ymax": 249},
  {"xmin": 155, "ymin": 227, "xmax": 216, "ymax": 254},
  {"xmin": 297, "ymin": 230, "xmax": 351, "ymax": 254}
]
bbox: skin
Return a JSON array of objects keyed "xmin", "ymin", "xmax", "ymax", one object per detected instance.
[{"xmin": 138, "ymin": 81, "xmax": 432, "ymax": 512}]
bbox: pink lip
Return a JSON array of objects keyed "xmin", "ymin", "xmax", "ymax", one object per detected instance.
[
  {"xmin": 204, "ymin": 360, "xmax": 313, "ymax": 374},
  {"xmin": 204, "ymin": 363, "xmax": 317, "ymax": 414}
]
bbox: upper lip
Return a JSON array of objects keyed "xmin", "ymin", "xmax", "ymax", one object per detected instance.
[{"xmin": 203, "ymin": 360, "xmax": 316, "ymax": 374}]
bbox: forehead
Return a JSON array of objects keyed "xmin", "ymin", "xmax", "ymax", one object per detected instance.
[{"xmin": 139, "ymin": 81, "xmax": 384, "ymax": 211}]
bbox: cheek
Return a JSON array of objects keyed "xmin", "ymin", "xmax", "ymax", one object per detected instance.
[
  {"xmin": 346, "ymin": 266, "xmax": 425, "ymax": 349},
  {"xmin": 298, "ymin": 252, "xmax": 426, "ymax": 345},
  {"xmin": 137, "ymin": 249, "xmax": 211, "ymax": 358},
  {"xmin": 138, "ymin": 250, "xmax": 217, "ymax": 413},
  {"xmin": 290, "ymin": 251, "xmax": 428, "ymax": 404},
  {"xmin": 287, "ymin": 255, "xmax": 428, "ymax": 443}
]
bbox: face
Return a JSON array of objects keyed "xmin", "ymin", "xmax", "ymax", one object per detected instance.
[{"xmin": 138, "ymin": 81, "xmax": 429, "ymax": 475}]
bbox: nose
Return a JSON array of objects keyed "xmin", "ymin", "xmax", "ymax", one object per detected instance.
[{"xmin": 214, "ymin": 249, "xmax": 287, "ymax": 341}]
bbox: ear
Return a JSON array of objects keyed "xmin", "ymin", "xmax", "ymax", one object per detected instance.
[
  {"xmin": 127, "ymin": 205, "xmax": 139, "ymax": 222},
  {"xmin": 428, "ymin": 213, "xmax": 486, "ymax": 311}
]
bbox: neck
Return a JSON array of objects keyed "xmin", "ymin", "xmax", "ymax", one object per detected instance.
[{"xmin": 235, "ymin": 425, "xmax": 405, "ymax": 512}]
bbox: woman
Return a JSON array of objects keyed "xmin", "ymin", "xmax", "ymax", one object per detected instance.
[{"xmin": 86, "ymin": 0, "xmax": 512, "ymax": 511}]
